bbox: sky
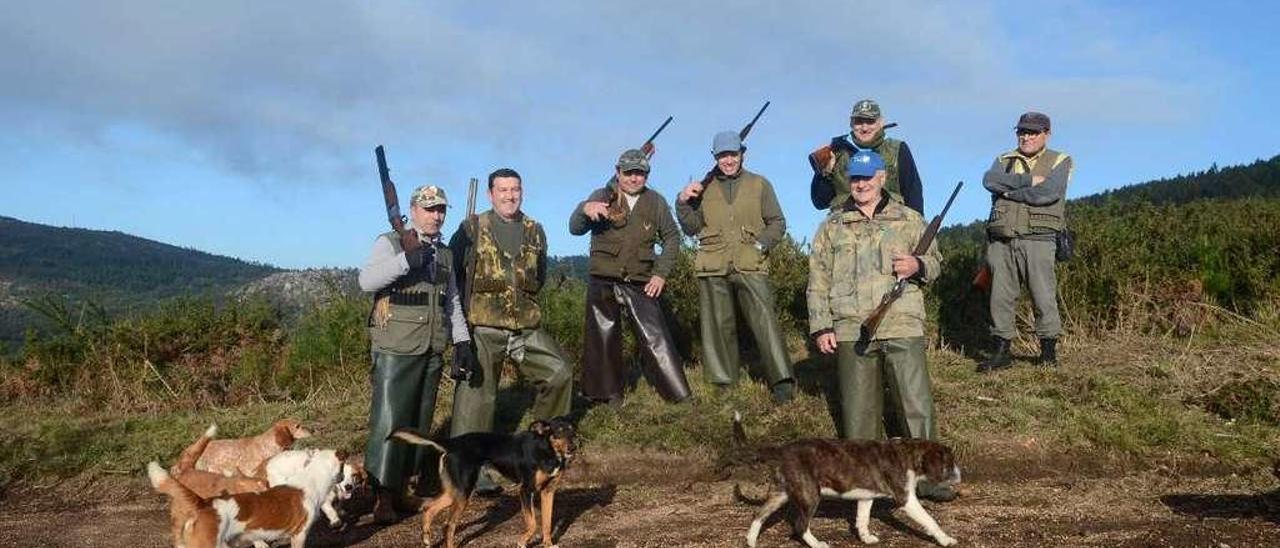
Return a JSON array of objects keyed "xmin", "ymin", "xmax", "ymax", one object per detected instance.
[{"xmin": 2, "ymin": 1, "xmax": 1278, "ymax": 269}]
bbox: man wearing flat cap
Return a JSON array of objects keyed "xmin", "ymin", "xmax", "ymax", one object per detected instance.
[
  {"xmin": 358, "ymin": 184, "xmax": 478, "ymax": 521},
  {"xmin": 978, "ymin": 111, "xmax": 1073, "ymax": 372},
  {"xmin": 570, "ymin": 149, "xmax": 691, "ymax": 405},
  {"xmin": 676, "ymin": 131, "xmax": 795, "ymax": 403},
  {"xmin": 809, "ymin": 98, "xmax": 925, "ymax": 215}
]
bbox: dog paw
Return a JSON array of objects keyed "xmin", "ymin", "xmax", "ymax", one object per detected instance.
[
  {"xmin": 858, "ymin": 533, "xmax": 880, "ymax": 544},
  {"xmin": 935, "ymin": 534, "xmax": 958, "ymax": 546},
  {"xmin": 422, "ymin": 534, "xmax": 432, "ymax": 546}
]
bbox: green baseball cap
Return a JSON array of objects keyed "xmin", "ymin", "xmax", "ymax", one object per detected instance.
[
  {"xmin": 411, "ymin": 185, "xmax": 448, "ymax": 208},
  {"xmin": 851, "ymin": 99, "xmax": 882, "ymax": 120},
  {"xmin": 616, "ymin": 148, "xmax": 650, "ymax": 172}
]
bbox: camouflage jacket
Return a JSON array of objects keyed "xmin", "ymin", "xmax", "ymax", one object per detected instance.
[
  {"xmin": 448, "ymin": 210, "xmax": 547, "ymax": 330},
  {"xmin": 807, "ymin": 193, "xmax": 941, "ymax": 341}
]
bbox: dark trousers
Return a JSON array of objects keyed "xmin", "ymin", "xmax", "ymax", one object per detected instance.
[
  {"xmin": 365, "ymin": 350, "xmax": 443, "ymax": 492},
  {"xmin": 581, "ymin": 276, "xmax": 690, "ymax": 403}
]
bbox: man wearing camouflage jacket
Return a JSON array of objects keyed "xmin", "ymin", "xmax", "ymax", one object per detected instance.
[
  {"xmin": 358, "ymin": 184, "xmax": 478, "ymax": 521},
  {"xmin": 570, "ymin": 149, "xmax": 691, "ymax": 404},
  {"xmin": 808, "ymin": 150, "xmax": 952, "ymax": 501},
  {"xmin": 447, "ymin": 168, "xmax": 574, "ymax": 492}
]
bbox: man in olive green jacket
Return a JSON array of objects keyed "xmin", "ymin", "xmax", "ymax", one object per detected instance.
[
  {"xmin": 447, "ymin": 168, "xmax": 574, "ymax": 493},
  {"xmin": 570, "ymin": 149, "xmax": 691, "ymax": 404},
  {"xmin": 676, "ymin": 131, "xmax": 795, "ymax": 402},
  {"xmin": 808, "ymin": 150, "xmax": 953, "ymax": 501},
  {"xmin": 358, "ymin": 185, "xmax": 478, "ymax": 521},
  {"xmin": 978, "ymin": 111, "xmax": 1073, "ymax": 371}
]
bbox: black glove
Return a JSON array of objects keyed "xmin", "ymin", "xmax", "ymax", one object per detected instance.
[
  {"xmin": 450, "ymin": 341, "xmax": 478, "ymax": 381},
  {"xmin": 406, "ymin": 245, "xmax": 435, "ymax": 271}
]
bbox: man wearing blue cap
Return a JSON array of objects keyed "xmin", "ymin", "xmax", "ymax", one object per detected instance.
[
  {"xmin": 807, "ymin": 150, "xmax": 953, "ymax": 500},
  {"xmin": 676, "ymin": 131, "xmax": 795, "ymax": 403}
]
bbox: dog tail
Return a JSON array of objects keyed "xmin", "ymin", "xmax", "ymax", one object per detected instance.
[
  {"xmin": 387, "ymin": 428, "xmax": 448, "ymax": 453},
  {"xmin": 174, "ymin": 423, "xmax": 217, "ymax": 474},
  {"xmin": 148, "ymin": 461, "xmax": 205, "ymax": 507}
]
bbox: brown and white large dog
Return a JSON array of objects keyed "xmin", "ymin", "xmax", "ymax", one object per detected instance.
[
  {"xmin": 169, "ymin": 424, "xmax": 270, "ymax": 499},
  {"xmin": 735, "ymin": 414, "xmax": 962, "ymax": 547},
  {"xmin": 147, "ymin": 448, "xmax": 349, "ymax": 548},
  {"xmin": 194, "ymin": 418, "xmax": 312, "ymax": 478}
]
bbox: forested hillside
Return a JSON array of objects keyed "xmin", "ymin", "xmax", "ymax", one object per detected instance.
[{"xmin": 0, "ymin": 216, "xmax": 279, "ymax": 350}]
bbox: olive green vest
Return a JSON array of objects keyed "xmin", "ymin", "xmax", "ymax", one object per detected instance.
[
  {"xmin": 828, "ymin": 137, "xmax": 903, "ymax": 209},
  {"xmin": 587, "ymin": 186, "xmax": 663, "ymax": 282},
  {"xmin": 367, "ymin": 231, "xmax": 451, "ymax": 355},
  {"xmin": 465, "ymin": 211, "xmax": 543, "ymax": 330},
  {"xmin": 693, "ymin": 170, "xmax": 767, "ymax": 277},
  {"xmin": 986, "ymin": 148, "xmax": 1068, "ymax": 239}
]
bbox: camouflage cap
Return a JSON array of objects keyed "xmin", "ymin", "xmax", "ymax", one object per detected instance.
[
  {"xmin": 411, "ymin": 184, "xmax": 448, "ymax": 208},
  {"xmin": 1015, "ymin": 111, "xmax": 1051, "ymax": 132},
  {"xmin": 616, "ymin": 148, "xmax": 650, "ymax": 173},
  {"xmin": 851, "ymin": 99, "xmax": 882, "ymax": 120}
]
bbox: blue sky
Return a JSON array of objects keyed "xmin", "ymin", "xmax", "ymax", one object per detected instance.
[{"xmin": 2, "ymin": 1, "xmax": 1277, "ymax": 269}]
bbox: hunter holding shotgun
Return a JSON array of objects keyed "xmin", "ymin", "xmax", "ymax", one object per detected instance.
[
  {"xmin": 359, "ymin": 147, "xmax": 478, "ymax": 521},
  {"xmin": 675, "ymin": 102, "xmax": 796, "ymax": 403},
  {"xmin": 570, "ymin": 116, "xmax": 691, "ymax": 405},
  {"xmin": 806, "ymin": 149, "xmax": 954, "ymax": 502}
]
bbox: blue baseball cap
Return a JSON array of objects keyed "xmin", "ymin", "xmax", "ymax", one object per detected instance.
[{"xmin": 847, "ymin": 150, "xmax": 886, "ymax": 178}]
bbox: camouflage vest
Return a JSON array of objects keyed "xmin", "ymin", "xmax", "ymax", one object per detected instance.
[
  {"xmin": 466, "ymin": 211, "xmax": 543, "ymax": 330},
  {"xmin": 587, "ymin": 186, "xmax": 663, "ymax": 282},
  {"xmin": 986, "ymin": 148, "xmax": 1069, "ymax": 239},
  {"xmin": 694, "ymin": 170, "xmax": 767, "ymax": 277},
  {"xmin": 828, "ymin": 137, "xmax": 903, "ymax": 209},
  {"xmin": 367, "ymin": 231, "xmax": 451, "ymax": 355}
]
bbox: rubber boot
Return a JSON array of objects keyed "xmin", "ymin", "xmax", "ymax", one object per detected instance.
[
  {"xmin": 372, "ymin": 488, "xmax": 398, "ymax": 524},
  {"xmin": 770, "ymin": 380, "xmax": 795, "ymax": 404},
  {"xmin": 475, "ymin": 467, "xmax": 503, "ymax": 497},
  {"xmin": 1039, "ymin": 338, "xmax": 1058, "ymax": 367},
  {"xmin": 977, "ymin": 337, "xmax": 1013, "ymax": 373},
  {"xmin": 916, "ymin": 480, "xmax": 958, "ymax": 502}
]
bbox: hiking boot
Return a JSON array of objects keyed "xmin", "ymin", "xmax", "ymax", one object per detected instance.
[
  {"xmin": 770, "ymin": 380, "xmax": 796, "ymax": 404},
  {"xmin": 916, "ymin": 480, "xmax": 958, "ymax": 502},
  {"xmin": 977, "ymin": 337, "xmax": 1013, "ymax": 373},
  {"xmin": 1039, "ymin": 338, "xmax": 1058, "ymax": 367},
  {"xmin": 475, "ymin": 469, "xmax": 503, "ymax": 497}
]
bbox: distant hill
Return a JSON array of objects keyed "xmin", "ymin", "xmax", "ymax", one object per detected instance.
[{"xmin": 0, "ymin": 216, "xmax": 280, "ymax": 350}]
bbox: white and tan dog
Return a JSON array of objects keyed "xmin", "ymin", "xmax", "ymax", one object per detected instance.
[
  {"xmin": 148, "ymin": 448, "xmax": 348, "ymax": 548},
  {"xmin": 264, "ymin": 449, "xmax": 366, "ymax": 530}
]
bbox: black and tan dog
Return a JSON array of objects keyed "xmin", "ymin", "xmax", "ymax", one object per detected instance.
[
  {"xmin": 388, "ymin": 418, "xmax": 577, "ymax": 548},
  {"xmin": 734, "ymin": 413, "xmax": 961, "ymax": 547}
]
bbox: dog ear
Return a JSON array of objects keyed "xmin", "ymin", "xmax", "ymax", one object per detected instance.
[
  {"xmin": 920, "ymin": 443, "xmax": 951, "ymax": 481},
  {"xmin": 528, "ymin": 420, "xmax": 552, "ymax": 436},
  {"xmin": 335, "ymin": 449, "xmax": 349, "ymax": 462}
]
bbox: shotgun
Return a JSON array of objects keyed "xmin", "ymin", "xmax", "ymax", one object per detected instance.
[{"xmin": 859, "ymin": 181, "xmax": 964, "ymax": 342}]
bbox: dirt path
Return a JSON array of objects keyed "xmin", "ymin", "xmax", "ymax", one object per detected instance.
[{"xmin": 3, "ymin": 451, "xmax": 1278, "ymax": 547}]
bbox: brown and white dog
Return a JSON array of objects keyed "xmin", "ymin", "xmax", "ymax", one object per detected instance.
[
  {"xmin": 169, "ymin": 424, "xmax": 270, "ymax": 499},
  {"xmin": 147, "ymin": 448, "xmax": 349, "ymax": 548},
  {"xmin": 735, "ymin": 414, "xmax": 962, "ymax": 547},
  {"xmin": 264, "ymin": 449, "xmax": 367, "ymax": 530},
  {"xmin": 194, "ymin": 418, "xmax": 312, "ymax": 478}
]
